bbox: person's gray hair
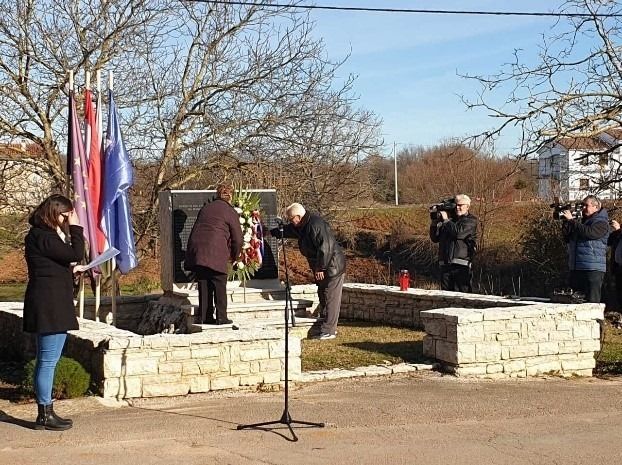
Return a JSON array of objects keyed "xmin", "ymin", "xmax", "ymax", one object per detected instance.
[
  {"xmin": 583, "ymin": 194, "xmax": 601, "ymax": 209},
  {"xmin": 455, "ymin": 194, "xmax": 471, "ymax": 205},
  {"xmin": 285, "ymin": 202, "xmax": 306, "ymax": 219}
]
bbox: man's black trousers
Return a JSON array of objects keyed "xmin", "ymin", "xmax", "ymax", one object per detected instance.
[
  {"xmin": 440, "ymin": 263, "xmax": 472, "ymax": 293},
  {"xmin": 569, "ymin": 269, "xmax": 605, "ymax": 303},
  {"xmin": 195, "ymin": 266, "xmax": 229, "ymax": 323}
]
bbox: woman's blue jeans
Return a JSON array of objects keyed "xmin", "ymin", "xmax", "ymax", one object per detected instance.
[{"xmin": 34, "ymin": 332, "xmax": 67, "ymax": 405}]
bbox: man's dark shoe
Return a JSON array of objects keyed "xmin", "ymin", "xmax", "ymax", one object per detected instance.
[{"xmin": 215, "ymin": 318, "xmax": 233, "ymax": 325}]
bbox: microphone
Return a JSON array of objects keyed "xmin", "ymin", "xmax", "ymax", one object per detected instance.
[{"xmin": 272, "ymin": 217, "xmax": 285, "ymax": 238}]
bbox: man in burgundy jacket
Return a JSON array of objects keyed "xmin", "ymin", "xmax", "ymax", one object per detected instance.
[{"xmin": 185, "ymin": 184, "xmax": 243, "ymax": 324}]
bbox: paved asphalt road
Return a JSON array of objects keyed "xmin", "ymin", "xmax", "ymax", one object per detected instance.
[{"xmin": 1, "ymin": 372, "xmax": 622, "ymax": 465}]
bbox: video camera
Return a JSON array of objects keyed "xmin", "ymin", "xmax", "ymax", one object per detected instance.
[
  {"xmin": 550, "ymin": 201, "xmax": 583, "ymax": 221},
  {"xmin": 429, "ymin": 198, "xmax": 457, "ymax": 221}
]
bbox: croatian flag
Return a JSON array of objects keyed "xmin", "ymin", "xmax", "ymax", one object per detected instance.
[{"xmin": 84, "ymin": 88, "xmax": 106, "ymax": 254}]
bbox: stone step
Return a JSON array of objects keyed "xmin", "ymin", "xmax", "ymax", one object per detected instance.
[
  {"xmin": 182, "ymin": 299, "xmax": 316, "ymax": 323},
  {"xmin": 189, "ymin": 316, "xmax": 323, "ymax": 339},
  {"xmin": 179, "ymin": 280, "xmax": 292, "ymax": 304},
  {"xmin": 185, "ymin": 289, "xmax": 291, "ymax": 305}
]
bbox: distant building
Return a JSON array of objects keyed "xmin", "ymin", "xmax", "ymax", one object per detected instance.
[
  {"xmin": 0, "ymin": 141, "xmax": 52, "ymax": 213},
  {"xmin": 537, "ymin": 129, "xmax": 622, "ymax": 201}
]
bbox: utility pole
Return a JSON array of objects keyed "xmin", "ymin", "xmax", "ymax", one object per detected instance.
[{"xmin": 393, "ymin": 142, "xmax": 399, "ymax": 206}]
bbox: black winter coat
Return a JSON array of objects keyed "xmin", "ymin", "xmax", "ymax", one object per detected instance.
[
  {"xmin": 277, "ymin": 212, "xmax": 346, "ymax": 278},
  {"xmin": 23, "ymin": 224, "xmax": 85, "ymax": 334},
  {"xmin": 185, "ymin": 199, "xmax": 244, "ymax": 274},
  {"xmin": 429, "ymin": 213, "xmax": 478, "ymax": 266}
]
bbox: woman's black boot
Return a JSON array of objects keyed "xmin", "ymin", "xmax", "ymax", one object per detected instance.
[
  {"xmin": 48, "ymin": 403, "xmax": 73, "ymax": 426},
  {"xmin": 35, "ymin": 404, "xmax": 72, "ymax": 431}
]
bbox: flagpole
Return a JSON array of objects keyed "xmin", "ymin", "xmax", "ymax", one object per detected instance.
[
  {"xmin": 86, "ymin": 69, "xmax": 98, "ymax": 323},
  {"xmin": 109, "ymin": 70, "xmax": 116, "ymax": 327},
  {"xmin": 79, "ymin": 275, "xmax": 85, "ymax": 319},
  {"xmin": 95, "ymin": 69, "xmax": 101, "ymax": 323},
  {"xmin": 69, "ymin": 69, "xmax": 87, "ymax": 318},
  {"xmin": 110, "ymin": 259, "xmax": 117, "ymax": 326},
  {"xmin": 66, "ymin": 70, "xmax": 74, "ymax": 199}
]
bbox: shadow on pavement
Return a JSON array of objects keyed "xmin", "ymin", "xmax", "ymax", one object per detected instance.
[{"xmin": 0, "ymin": 410, "xmax": 38, "ymax": 430}]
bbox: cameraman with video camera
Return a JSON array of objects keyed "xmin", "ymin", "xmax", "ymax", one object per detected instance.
[
  {"xmin": 429, "ymin": 194, "xmax": 478, "ymax": 293},
  {"xmin": 561, "ymin": 194, "xmax": 609, "ymax": 303}
]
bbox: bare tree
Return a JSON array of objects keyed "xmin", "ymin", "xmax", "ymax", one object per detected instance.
[
  {"xmin": 0, "ymin": 0, "xmax": 382, "ymax": 247},
  {"xmin": 462, "ymin": 0, "xmax": 622, "ymax": 174}
]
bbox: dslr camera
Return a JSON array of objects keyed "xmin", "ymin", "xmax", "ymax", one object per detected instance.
[
  {"xmin": 429, "ymin": 198, "xmax": 457, "ymax": 221},
  {"xmin": 550, "ymin": 201, "xmax": 583, "ymax": 221}
]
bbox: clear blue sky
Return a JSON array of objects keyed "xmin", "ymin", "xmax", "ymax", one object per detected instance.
[{"xmin": 307, "ymin": 0, "xmax": 567, "ymax": 155}]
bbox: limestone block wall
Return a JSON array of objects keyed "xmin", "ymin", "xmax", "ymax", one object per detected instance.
[
  {"xmin": 0, "ymin": 304, "xmax": 300, "ymax": 399},
  {"xmin": 94, "ymin": 324, "xmax": 299, "ymax": 399},
  {"xmin": 0, "ymin": 303, "xmax": 36, "ymax": 360},
  {"xmin": 290, "ymin": 284, "xmax": 320, "ymax": 312},
  {"xmin": 420, "ymin": 304, "xmax": 603, "ymax": 378},
  {"xmin": 340, "ymin": 284, "xmax": 530, "ymax": 329}
]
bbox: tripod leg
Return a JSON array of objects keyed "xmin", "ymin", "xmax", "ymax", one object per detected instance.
[{"xmin": 237, "ymin": 417, "xmax": 300, "ymax": 442}]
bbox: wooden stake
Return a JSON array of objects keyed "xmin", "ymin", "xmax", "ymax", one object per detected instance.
[
  {"xmin": 95, "ymin": 274, "xmax": 101, "ymax": 322},
  {"xmin": 110, "ymin": 258, "xmax": 117, "ymax": 326},
  {"xmin": 79, "ymin": 275, "xmax": 85, "ymax": 319}
]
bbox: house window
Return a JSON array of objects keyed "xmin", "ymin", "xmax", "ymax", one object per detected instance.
[
  {"xmin": 579, "ymin": 178, "xmax": 589, "ymax": 190},
  {"xmin": 579, "ymin": 155, "xmax": 590, "ymax": 166},
  {"xmin": 599, "ymin": 152, "xmax": 609, "ymax": 166}
]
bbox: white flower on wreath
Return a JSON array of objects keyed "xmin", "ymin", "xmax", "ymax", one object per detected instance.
[
  {"xmin": 239, "ymin": 217, "xmax": 245, "ymax": 224},
  {"xmin": 234, "ymin": 207, "xmax": 243, "ymax": 214},
  {"xmin": 243, "ymin": 233, "xmax": 252, "ymax": 242},
  {"xmin": 237, "ymin": 262, "xmax": 245, "ymax": 269}
]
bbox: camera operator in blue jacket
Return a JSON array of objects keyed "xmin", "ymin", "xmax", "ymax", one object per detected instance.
[
  {"xmin": 429, "ymin": 194, "xmax": 478, "ymax": 293},
  {"xmin": 561, "ymin": 194, "xmax": 609, "ymax": 303}
]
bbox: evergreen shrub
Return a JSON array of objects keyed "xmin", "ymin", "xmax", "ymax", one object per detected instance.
[{"xmin": 22, "ymin": 356, "xmax": 91, "ymax": 399}]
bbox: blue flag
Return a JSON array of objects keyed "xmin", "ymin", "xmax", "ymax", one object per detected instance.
[{"xmin": 101, "ymin": 90, "xmax": 137, "ymax": 274}]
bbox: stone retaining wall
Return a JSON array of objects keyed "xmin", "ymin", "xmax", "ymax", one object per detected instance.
[
  {"xmin": 0, "ymin": 303, "xmax": 300, "ymax": 399},
  {"xmin": 337, "ymin": 283, "xmax": 603, "ymax": 378},
  {"xmin": 420, "ymin": 304, "xmax": 603, "ymax": 378},
  {"xmin": 340, "ymin": 283, "xmax": 530, "ymax": 329},
  {"xmin": 1, "ymin": 282, "xmax": 606, "ymax": 395}
]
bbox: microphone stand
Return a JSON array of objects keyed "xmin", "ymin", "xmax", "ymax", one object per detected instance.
[{"xmin": 237, "ymin": 220, "xmax": 324, "ymax": 442}]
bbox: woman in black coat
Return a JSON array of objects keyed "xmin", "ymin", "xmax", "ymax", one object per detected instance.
[{"xmin": 23, "ymin": 194, "xmax": 84, "ymax": 431}]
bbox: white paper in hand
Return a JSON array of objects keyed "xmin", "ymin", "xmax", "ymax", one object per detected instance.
[{"xmin": 78, "ymin": 247, "xmax": 120, "ymax": 271}]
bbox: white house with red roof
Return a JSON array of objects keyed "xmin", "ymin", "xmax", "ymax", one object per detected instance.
[{"xmin": 537, "ymin": 129, "xmax": 622, "ymax": 202}]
